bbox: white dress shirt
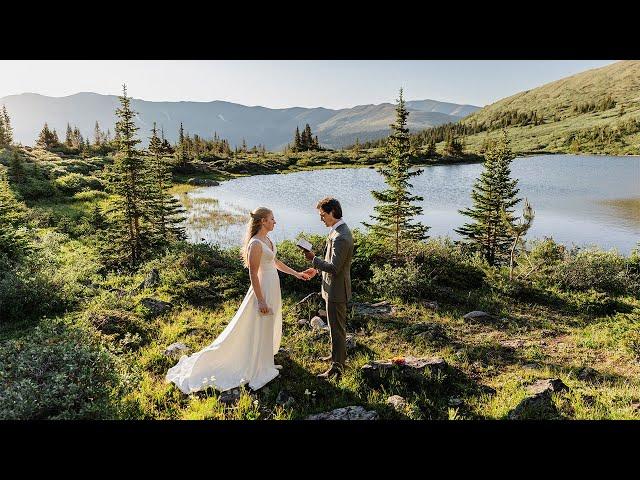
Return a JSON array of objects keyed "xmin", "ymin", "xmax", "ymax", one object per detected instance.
[{"xmin": 329, "ymin": 219, "xmax": 345, "ymax": 237}]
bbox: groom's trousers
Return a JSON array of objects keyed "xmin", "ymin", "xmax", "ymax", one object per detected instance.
[{"xmin": 326, "ymin": 300, "xmax": 347, "ymax": 368}]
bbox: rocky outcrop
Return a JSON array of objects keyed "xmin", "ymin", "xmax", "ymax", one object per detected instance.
[
  {"xmin": 310, "ymin": 316, "xmax": 328, "ymax": 330},
  {"xmin": 140, "ymin": 298, "xmax": 173, "ymax": 316},
  {"xmin": 361, "ymin": 356, "xmax": 447, "ymax": 386},
  {"xmin": 352, "ymin": 301, "xmax": 396, "ymax": 318},
  {"xmin": 187, "ymin": 178, "xmax": 220, "ymax": 186},
  {"xmin": 306, "ymin": 406, "xmax": 379, "ymax": 420},
  {"xmin": 163, "ymin": 342, "xmax": 190, "ymax": 357},
  {"xmin": 219, "ymin": 388, "xmax": 241, "ymax": 405},
  {"xmin": 508, "ymin": 378, "xmax": 569, "ymax": 419},
  {"xmin": 463, "ymin": 311, "xmax": 496, "ymax": 322},
  {"xmin": 386, "ymin": 395, "xmax": 407, "ymax": 411}
]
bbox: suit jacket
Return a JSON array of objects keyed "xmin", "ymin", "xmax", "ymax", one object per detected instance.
[{"xmin": 312, "ymin": 222, "xmax": 354, "ymax": 303}]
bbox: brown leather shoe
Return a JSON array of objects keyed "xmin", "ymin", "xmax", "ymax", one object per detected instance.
[
  {"xmin": 318, "ymin": 354, "xmax": 333, "ymax": 362},
  {"xmin": 317, "ymin": 365, "xmax": 342, "ymax": 379}
]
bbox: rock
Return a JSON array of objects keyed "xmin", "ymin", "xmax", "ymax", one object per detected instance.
[
  {"xmin": 352, "ymin": 301, "xmax": 395, "ymax": 318},
  {"xmin": 219, "ymin": 388, "xmax": 241, "ymax": 405},
  {"xmin": 448, "ymin": 397, "xmax": 463, "ymax": 407},
  {"xmin": 631, "ymin": 401, "xmax": 640, "ymax": 412},
  {"xmin": 143, "ymin": 268, "xmax": 161, "ymax": 288},
  {"xmin": 187, "ymin": 178, "xmax": 219, "ymax": 186},
  {"xmin": 522, "ymin": 363, "xmax": 538, "ymax": 369},
  {"xmin": 306, "ymin": 406, "xmax": 379, "ymax": 420},
  {"xmin": 318, "ymin": 309, "xmax": 327, "ymax": 318},
  {"xmin": 576, "ymin": 366, "xmax": 599, "ymax": 381},
  {"xmin": 346, "ymin": 334, "xmax": 356, "ymax": 351},
  {"xmin": 361, "ymin": 356, "xmax": 447, "ymax": 385},
  {"xmin": 526, "ymin": 378, "xmax": 569, "ymax": 395},
  {"xmin": 275, "ymin": 390, "xmax": 296, "ymax": 408},
  {"xmin": 298, "ymin": 318, "xmax": 309, "ymax": 326},
  {"xmin": 163, "ymin": 342, "xmax": 190, "ymax": 357},
  {"xmin": 508, "ymin": 378, "xmax": 569, "ymax": 419},
  {"xmin": 310, "ymin": 316, "xmax": 327, "ymax": 330},
  {"xmin": 463, "ymin": 311, "xmax": 496, "ymax": 322},
  {"xmin": 500, "ymin": 339, "xmax": 525, "ymax": 349},
  {"xmin": 140, "ymin": 298, "xmax": 173, "ymax": 316},
  {"xmin": 277, "ymin": 347, "xmax": 290, "ymax": 356},
  {"xmin": 386, "ymin": 395, "xmax": 407, "ymax": 411},
  {"xmin": 423, "ymin": 301, "xmax": 439, "ymax": 310}
]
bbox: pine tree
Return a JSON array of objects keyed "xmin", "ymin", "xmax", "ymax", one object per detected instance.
[
  {"xmin": 175, "ymin": 122, "xmax": 188, "ymax": 166},
  {"xmin": 294, "ymin": 127, "xmax": 301, "ymax": 152},
  {"xmin": 103, "ymin": 84, "xmax": 151, "ymax": 269},
  {"xmin": 363, "ymin": 88, "xmax": 429, "ymax": 257},
  {"xmin": 147, "ymin": 122, "xmax": 186, "ymax": 246},
  {"xmin": 65, "ymin": 123, "xmax": 74, "ymax": 147},
  {"xmin": 94, "ymin": 121, "xmax": 102, "ymax": 146},
  {"xmin": 9, "ymin": 150, "xmax": 25, "ymax": 183},
  {"xmin": 303, "ymin": 124, "xmax": 313, "ymax": 150},
  {"xmin": 455, "ymin": 130, "xmax": 521, "ymax": 266},
  {"xmin": 36, "ymin": 123, "xmax": 58, "ymax": 150},
  {"xmin": 314, "ymin": 135, "xmax": 320, "ymax": 150},
  {"xmin": 1, "ymin": 106, "xmax": 12, "ymax": 146}
]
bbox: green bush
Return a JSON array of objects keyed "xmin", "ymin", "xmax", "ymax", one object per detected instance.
[
  {"xmin": 275, "ymin": 234, "xmax": 326, "ymax": 296},
  {"xmin": 73, "ymin": 189, "xmax": 108, "ymax": 202},
  {"xmin": 83, "ymin": 308, "xmax": 150, "ymax": 350},
  {"xmin": 0, "ymin": 317, "xmax": 123, "ymax": 419},
  {"xmin": 553, "ymin": 248, "xmax": 637, "ymax": 296},
  {"xmin": 564, "ymin": 289, "xmax": 620, "ymax": 316},
  {"xmin": 54, "ymin": 173, "xmax": 103, "ymax": 195},
  {"xmin": 370, "ymin": 261, "xmax": 434, "ymax": 301}
]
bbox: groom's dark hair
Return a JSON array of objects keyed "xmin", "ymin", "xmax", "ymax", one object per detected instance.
[{"xmin": 316, "ymin": 197, "xmax": 342, "ymax": 219}]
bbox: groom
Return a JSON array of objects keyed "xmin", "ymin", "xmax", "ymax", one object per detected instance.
[{"xmin": 302, "ymin": 197, "xmax": 354, "ymax": 379}]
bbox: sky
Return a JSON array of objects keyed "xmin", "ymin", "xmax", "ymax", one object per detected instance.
[{"xmin": 0, "ymin": 60, "xmax": 618, "ymax": 109}]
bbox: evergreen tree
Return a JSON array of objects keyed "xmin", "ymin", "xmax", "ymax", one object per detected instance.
[
  {"xmin": 363, "ymin": 88, "xmax": 429, "ymax": 257},
  {"xmin": 1, "ymin": 106, "xmax": 12, "ymax": 146},
  {"xmin": 455, "ymin": 130, "xmax": 521, "ymax": 266},
  {"xmin": 36, "ymin": 123, "xmax": 59, "ymax": 150},
  {"xmin": 9, "ymin": 150, "xmax": 25, "ymax": 183},
  {"xmin": 175, "ymin": 122, "xmax": 188, "ymax": 166},
  {"xmin": 303, "ymin": 124, "xmax": 313, "ymax": 150},
  {"xmin": 424, "ymin": 138, "xmax": 437, "ymax": 157},
  {"xmin": 103, "ymin": 85, "xmax": 151, "ymax": 269},
  {"xmin": 294, "ymin": 126, "xmax": 301, "ymax": 151},
  {"xmin": 147, "ymin": 122, "xmax": 185, "ymax": 245},
  {"xmin": 94, "ymin": 121, "xmax": 102, "ymax": 146},
  {"xmin": 65, "ymin": 123, "xmax": 74, "ymax": 147}
]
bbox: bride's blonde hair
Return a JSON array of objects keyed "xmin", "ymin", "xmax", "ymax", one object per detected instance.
[{"xmin": 241, "ymin": 207, "xmax": 273, "ymax": 268}]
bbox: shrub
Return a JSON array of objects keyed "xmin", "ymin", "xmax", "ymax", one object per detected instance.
[
  {"xmin": 0, "ymin": 317, "xmax": 123, "ymax": 419},
  {"xmin": 275, "ymin": 234, "xmax": 326, "ymax": 296},
  {"xmin": 82, "ymin": 308, "xmax": 150, "ymax": 350},
  {"xmin": 370, "ymin": 261, "xmax": 434, "ymax": 301},
  {"xmin": 54, "ymin": 173, "xmax": 103, "ymax": 195}
]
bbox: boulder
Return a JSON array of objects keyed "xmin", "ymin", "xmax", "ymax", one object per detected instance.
[
  {"xmin": 402, "ymin": 322, "xmax": 448, "ymax": 343},
  {"xmin": 346, "ymin": 334, "xmax": 356, "ymax": 351},
  {"xmin": 423, "ymin": 301, "xmax": 439, "ymax": 310},
  {"xmin": 352, "ymin": 301, "xmax": 395, "ymax": 318},
  {"xmin": 298, "ymin": 318, "xmax": 309, "ymax": 326},
  {"xmin": 318, "ymin": 309, "xmax": 327, "ymax": 318},
  {"xmin": 306, "ymin": 405, "xmax": 379, "ymax": 420},
  {"xmin": 500, "ymin": 339, "xmax": 525, "ymax": 349},
  {"xmin": 463, "ymin": 311, "xmax": 496, "ymax": 322},
  {"xmin": 386, "ymin": 395, "xmax": 407, "ymax": 411},
  {"xmin": 310, "ymin": 316, "xmax": 327, "ymax": 330},
  {"xmin": 361, "ymin": 356, "xmax": 447, "ymax": 385},
  {"xmin": 275, "ymin": 390, "xmax": 296, "ymax": 408},
  {"xmin": 448, "ymin": 397, "xmax": 463, "ymax": 407},
  {"xmin": 163, "ymin": 342, "xmax": 190, "ymax": 357},
  {"xmin": 140, "ymin": 298, "xmax": 173, "ymax": 316},
  {"xmin": 508, "ymin": 378, "xmax": 569, "ymax": 419},
  {"xmin": 576, "ymin": 366, "xmax": 599, "ymax": 381},
  {"xmin": 219, "ymin": 388, "xmax": 241, "ymax": 405},
  {"xmin": 187, "ymin": 177, "xmax": 220, "ymax": 186}
]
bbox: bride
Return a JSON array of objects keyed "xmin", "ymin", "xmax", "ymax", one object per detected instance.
[{"xmin": 166, "ymin": 207, "xmax": 310, "ymax": 394}]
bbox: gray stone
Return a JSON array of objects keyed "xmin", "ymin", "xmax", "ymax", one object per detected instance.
[
  {"xmin": 143, "ymin": 268, "xmax": 161, "ymax": 288},
  {"xmin": 187, "ymin": 178, "xmax": 219, "ymax": 186},
  {"xmin": 298, "ymin": 318, "xmax": 309, "ymax": 326},
  {"xmin": 352, "ymin": 301, "xmax": 395, "ymax": 318},
  {"xmin": 576, "ymin": 366, "xmax": 599, "ymax": 381},
  {"xmin": 526, "ymin": 378, "xmax": 569, "ymax": 395},
  {"xmin": 140, "ymin": 298, "xmax": 173, "ymax": 316},
  {"xmin": 500, "ymin": 339, "xmax": 525, "ymax": 349},
  {"xmin": 423, "ymin": 301, "xmax": 439, "ymax": 310},
  {"xmin": 508, "ymin": 378, "xmax": 570, "ymax": 419},
  {"xmin": 386, "ymin": 395, "xmax": 407, "ymax": 411},
  {"xmin": 318, "ymin": 309, "xmax": 327, "ymax": 318},
  {"xmin": 163, "ymin": 342, "xmax": 190, "ymax": 357},
  {"xmin": 310, "ymin": 316, "xmax": 327, "ymax": 330},
  {"xmin": 219, "ymin": 388, "xmax": 241, "ymax": 405},
  {"xmin": 463, "ymin": 310, "xmax": 496, "ymax": 321},
  {"xmin": 631, "ymin": 401, "xmax": 640, "ymax": 412},
  {"xmin": 361, "ymin": 356, "xmax": 447, "ymax": 385},
  {"xmin": 306, "ymin": 405, "xmax": 379, "ymax": 420},
  {"xmin": 402, "ymin": 322, "xmax": 448, "ymax": 343},
  {"xmin": 275, "ymin": 390, "xmax": 296, "ymax": 408},
  {"xmin": 448, "ymin": 397, "xmax": 463, "ymax": 407},
  {"xmin": 346, "ymin": 334, "xmax": 356, "ymax": 351}
]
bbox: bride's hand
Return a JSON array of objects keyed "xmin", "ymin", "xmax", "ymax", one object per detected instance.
[
  {"xmin": 257, "ymin": 299, "xmax": 271, "ymax": 314},
  {"xmin": 301, "ymin": 267, "xmax": 318, "ymax": 279},
  {"xmin": 295, "ymin": 271, "xmax": 310, "ymax": 281}
]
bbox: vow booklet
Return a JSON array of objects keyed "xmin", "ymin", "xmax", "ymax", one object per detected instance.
[{"xmin": 296, "ymin": 238, "xmax": 312, "ymax": 252}]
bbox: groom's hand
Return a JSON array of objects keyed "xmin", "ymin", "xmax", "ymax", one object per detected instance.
[
  {"xmin": 302, "ymin": 267, "xmax": 318, "ymax": 279},
  {"xmin": 303, "ymin": 250, "xmax": 315, "ymax": 261}
]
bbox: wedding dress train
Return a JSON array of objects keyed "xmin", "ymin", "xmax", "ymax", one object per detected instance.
[{"xmin": 166, "ymin": 237, "xmax": 282, "ymax": 394}]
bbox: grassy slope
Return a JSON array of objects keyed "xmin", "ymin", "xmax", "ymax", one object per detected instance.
[{"xmin": 458, "ymin": 60, "xmax": 640, "ymax": 154}]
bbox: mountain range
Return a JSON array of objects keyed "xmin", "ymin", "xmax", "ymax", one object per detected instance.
[{"xmin": 0, "ymin": 92, "xmax": 479, "ymax": 151}]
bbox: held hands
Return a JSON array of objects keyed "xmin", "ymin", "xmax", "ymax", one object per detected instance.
[
  {"xmin": 301, "ymin": 267, "xmax": 318, "ymax": 279},
  {"xmin": 294, "ymin": 271, "xmax": 311, "ymax": 281}
]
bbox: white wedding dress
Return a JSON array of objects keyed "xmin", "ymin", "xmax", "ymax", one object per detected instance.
[{"xmin": 166, "ymin": 237, "xmax": 282, "ymax": 394}]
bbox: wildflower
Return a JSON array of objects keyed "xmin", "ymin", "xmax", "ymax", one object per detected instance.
[{"xmin": 304, "ymin": 389, "xmax": 311, "ymax": 395}]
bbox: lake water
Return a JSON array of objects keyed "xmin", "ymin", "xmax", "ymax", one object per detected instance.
[{"xmin": 182, "ymin": 155, "xmax": 640, "ymax": 254}]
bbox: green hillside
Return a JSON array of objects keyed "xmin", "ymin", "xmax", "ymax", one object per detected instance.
[{"xmin": 457, "ymin": 61, "xmax": 640, "ymax": 155}]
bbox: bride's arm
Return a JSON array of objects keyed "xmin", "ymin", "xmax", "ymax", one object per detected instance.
[
  {"xmin": 275, "ymin": 258, "xmax": 308, "ymax": 279},
  {"xmin": 248, "ymin": 243, "xmax": 270, "ymax": 312}
]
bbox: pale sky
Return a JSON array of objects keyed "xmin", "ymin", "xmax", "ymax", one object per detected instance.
[{"xmin": 0, "ymin": 60, "xmax": 618, "ymax": 109}]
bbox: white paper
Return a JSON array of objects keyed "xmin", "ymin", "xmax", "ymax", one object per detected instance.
[{"xmin": 296, "ymin": 238, "xmax": 312, "ymax": 251}]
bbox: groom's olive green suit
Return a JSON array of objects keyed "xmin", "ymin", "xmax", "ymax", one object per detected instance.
[{"xmin": 311, "ymin": 222, "xmax": 354, "ymax": 368}]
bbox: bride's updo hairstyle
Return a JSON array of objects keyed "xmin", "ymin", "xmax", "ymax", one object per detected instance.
[{"xmin": 241, "ymin": 207, "xmax": 273, "ymax": 268}]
